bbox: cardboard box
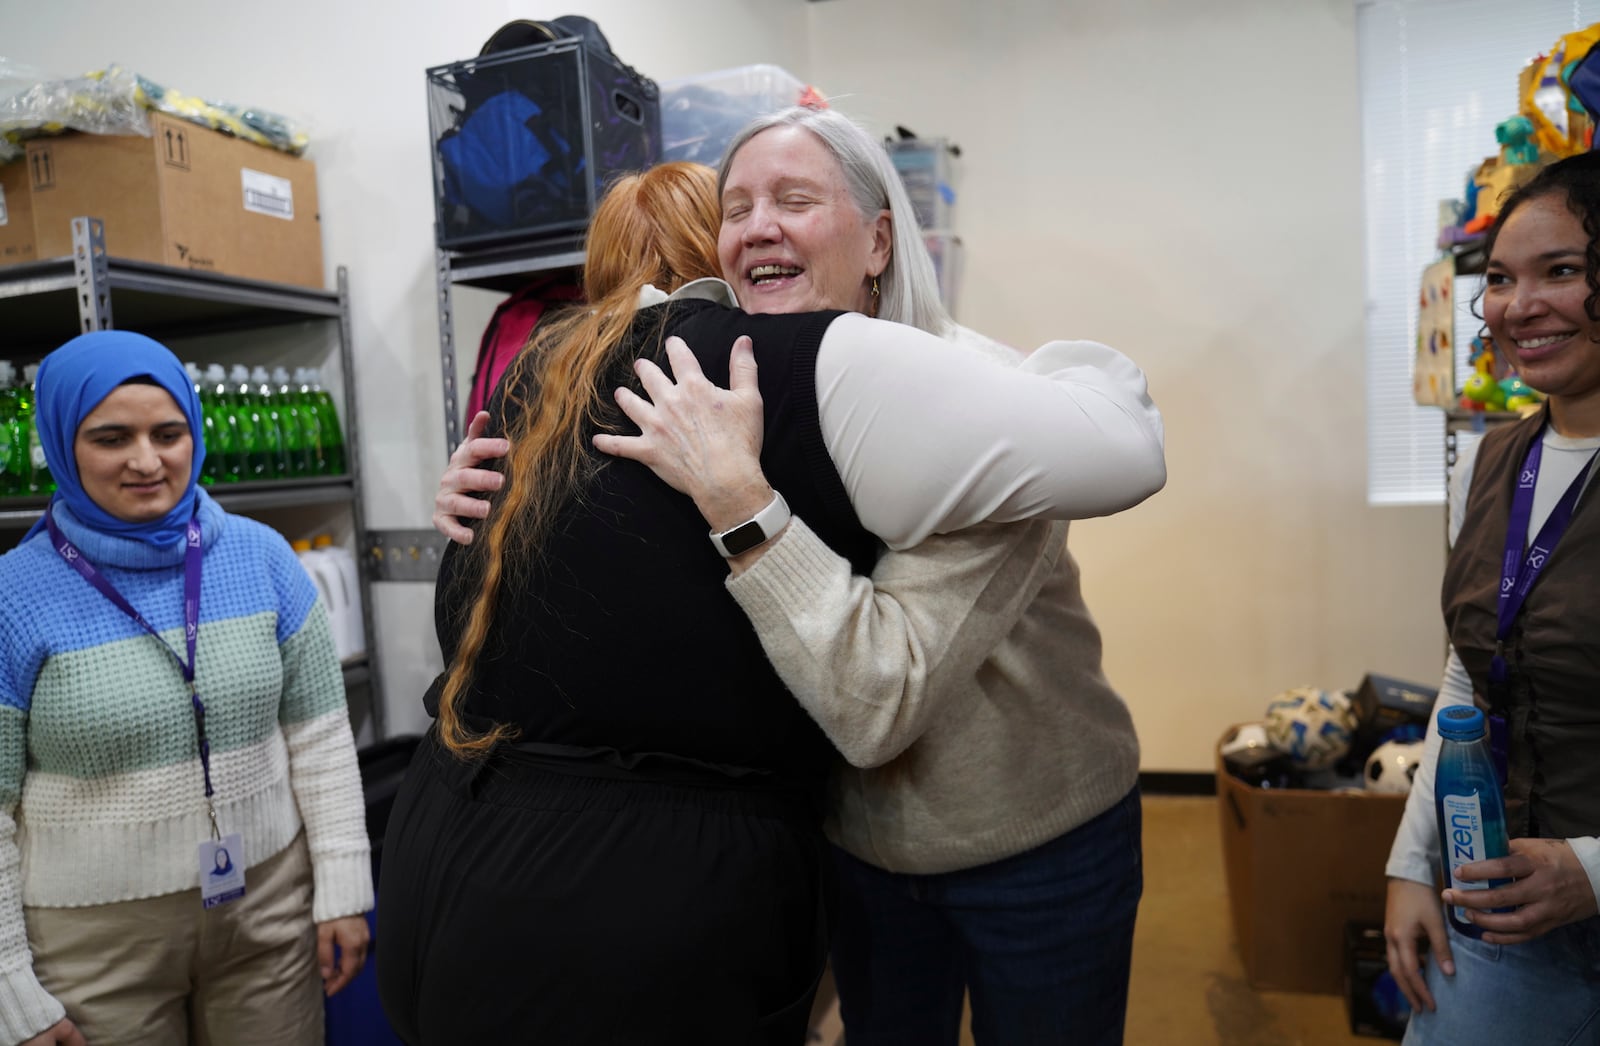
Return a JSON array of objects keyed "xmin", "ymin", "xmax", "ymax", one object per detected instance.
[
  {"xmin": 0, "ymin": 161, "xmax": 37, "ymax": 267},
  {"xmin": 1216, "ymin": 726, "xmax": 1407, "ymax": 994},
  {"xmin": 25, "ymin": 112, "xmax": 322, "ymax": 288}
]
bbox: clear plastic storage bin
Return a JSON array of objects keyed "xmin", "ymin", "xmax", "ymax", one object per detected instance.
[
  {"xmin": 889, "ymin": 139, "xmax": 958, "ymax": 232},
  {"xmin": 923, "ymin": 232, "xmax": 963, "ymax": 314},
  {"xmin": 660, "ymin": 64, "xmax": 811, "ymax": 166},
  {"xmin": 427, "ymin": 38, "xmax": 660, "ymax": 250}
]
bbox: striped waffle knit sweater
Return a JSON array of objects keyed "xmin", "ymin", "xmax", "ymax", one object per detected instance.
[{"xmin": 0, "ymin": 491, "xmax": 372, "ymax": 1042}]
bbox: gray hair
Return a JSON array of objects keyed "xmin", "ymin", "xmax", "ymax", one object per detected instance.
[{"xmin": 717, "ymin": 106, "xmax": 951, "ymax": 336}]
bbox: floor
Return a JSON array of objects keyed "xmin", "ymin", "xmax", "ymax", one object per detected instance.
[
  {"xmin": 1123, "ymin": 795, "xmax": 1377, "ymax": 1046},
  {"xmin": 812, "ymin": 795, "xmax": 1384, "ymax": 1046}
]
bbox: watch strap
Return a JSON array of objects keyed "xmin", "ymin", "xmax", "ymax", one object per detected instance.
[{"xmin": 709, "ymin": 491, "xmax": 791, "ymax": 558}]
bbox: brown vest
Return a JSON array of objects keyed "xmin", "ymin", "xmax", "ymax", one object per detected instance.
[{"xmin": 1442, "ymin": 406, "xmax": 1600, "ymax": 839}]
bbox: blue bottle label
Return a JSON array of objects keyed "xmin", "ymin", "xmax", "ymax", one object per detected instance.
[{"xmin": 1441, "ymin": 791, "xmax": 1491, "ymax": 922}]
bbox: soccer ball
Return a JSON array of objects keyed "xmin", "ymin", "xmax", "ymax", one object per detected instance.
[
  {"xmin": 1263, "ymin": 687, "xmax": 1357, "ymax": 771},
  {"xmin": 1365, "ymin": 739, "xmax": 1424, "ymax": 795}
]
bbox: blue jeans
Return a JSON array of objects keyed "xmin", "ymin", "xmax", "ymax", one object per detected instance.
[
  {"xmin": 829, "ymin": 786, "xmax": 1143, "ymax": 1046},
  {"xmin": 1403, "ymin": 916, "xmax": 1600, "ymax": 1045}
]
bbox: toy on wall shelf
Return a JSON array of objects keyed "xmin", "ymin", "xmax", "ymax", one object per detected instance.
[
  {"xmin": 1460, "ymin": 371, "xmax": 1505, "ymax": 411},
  {"xmin": 1455, "ymin": 334, "xmax": 1543, "ymax": 413},
  {"xmin": 1414, "ymin": 257, "xmax": 1457, "ymax": 408},
  {"xmin": 1464, "ymin": 155, "xmax": 1544, "ymax": 235},
  {"xmin": 1495, "ymin": 115, "xmax": 1539, "ymax": 165},
  {"xmin": 1524, "ymin": 25, "xmax": 1600, "ymax": 158},
  {"xmin": 1500, "ymin": 375, "xmax": 1539, "ymax": 412}
]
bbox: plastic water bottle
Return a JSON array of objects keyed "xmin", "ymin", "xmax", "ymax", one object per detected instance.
[
  {"xmin": 1434, "ymin": 705, "xmax": 1513, "ymax": 938},
  {"xmin": 303, "ymin": 368, "xmax": 346, "ymax": 476},
  {"xmin": 19, "ymin": 364, "xmax": 52, "ymax": 496},
  {"xmin": 0, "ymin": 362, "xmax": 18, "ymax": 497}
]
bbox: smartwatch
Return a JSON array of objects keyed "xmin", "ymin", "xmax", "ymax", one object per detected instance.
[{"xmin": 709, "ymin": 491, "xmax": 791, "ymax": 558}]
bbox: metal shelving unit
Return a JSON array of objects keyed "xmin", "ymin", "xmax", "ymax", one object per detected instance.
[
  {"xmin": 0, "ymin": 218, "xmax": 384, "ymax": 734},
  {"xmin": 434, "ymin": 235, "xmax": 584, "ymax": 455},
  {"xmin": 399, "ymin": 237, "xmax": 583, "ymax": 586},
  {"xmin": 1443, "ymin": 408, "xmax": 1520, "ymax": 472}
]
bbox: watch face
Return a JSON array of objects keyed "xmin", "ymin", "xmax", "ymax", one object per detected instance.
[{"xmin": 721, "ymin": 519, "xmax": 766, "ymax": 556}]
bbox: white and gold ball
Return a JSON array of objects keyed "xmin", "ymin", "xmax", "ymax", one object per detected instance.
[{"xmin": 1263, "ymin": 686, "xmax": 1357, "ymax": 771}]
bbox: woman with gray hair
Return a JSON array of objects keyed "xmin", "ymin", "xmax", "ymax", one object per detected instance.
[{"xmin": 437, "ymin": 105, "xmax": 1160, "ymax": 1045}]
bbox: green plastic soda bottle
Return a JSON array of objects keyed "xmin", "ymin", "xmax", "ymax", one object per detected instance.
[
  {"xmin": 187, "ymin": 363, "xmax": 221, "ymax": 487},
  {"xmin": 226, "ymin": 364, "xmax": 268, "ymax": 480},
  {"xmin": 204, "ymin": 364, "xmax": 243, "ymax": 483},
  {"xmin": 303, "ymin": 367, "xmax": 345, "ymax": 476},
  {"xmin": 251, "ymin": 367, "xmax": 291, "ymax": 478},
  {"xmin": 0, "ymin": 362, "xmax": 18, "ymax": 498},
  {"xmin": 293, "ymin": 368, "xmax": 327, "ymax": 476},
  {"xmin": 270, "ymin": 367, "xmax": 311, "ymax": 477},
  {"xmin": 20, "ymin": 364, "xmax": 53, "ymax": 496}
]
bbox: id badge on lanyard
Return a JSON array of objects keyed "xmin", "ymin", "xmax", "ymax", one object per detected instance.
[
  {"xmin": 1489, "ymin": 429, "xmax": 1599, "ymax": 785},
  {"xmin": 47, "ymin": 508, "xmax": 246, "ymax": 908}
]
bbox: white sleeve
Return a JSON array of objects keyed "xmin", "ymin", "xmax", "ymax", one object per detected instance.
[
  {"xmin": 1386, "ymin": 649, "xmax": 1474, "ymax": 884},
  {"xmin": 814, "ymin": 313, "xmax": 1166, "ymax": 551},
  {"xmin": 1387, "ymin": 440, "xmax": 1482, "ymax": 883}
]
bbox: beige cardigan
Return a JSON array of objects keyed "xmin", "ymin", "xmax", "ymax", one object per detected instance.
[{"xmin": 728, "ymin": 514, "xmax": 1141, "ymax": 874}]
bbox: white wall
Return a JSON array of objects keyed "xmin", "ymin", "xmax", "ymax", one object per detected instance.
[
  {"xmin": 803, "ymin": 0, "xmax": 1446, "ymax": 769},
  {"xmin": 7, "ymin": 0, "xmax": 1447, "ymax": 768}
]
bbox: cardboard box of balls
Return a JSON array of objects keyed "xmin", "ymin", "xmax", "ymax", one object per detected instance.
[{"xmin": 1215, "ymin": 723, "xmax": 1408, "ymax": 995}]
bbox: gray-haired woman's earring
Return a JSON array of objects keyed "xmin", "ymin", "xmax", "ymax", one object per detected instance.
[{"xmin": 871, "ymin": 276, "xmax": 881, "ymax": 300}]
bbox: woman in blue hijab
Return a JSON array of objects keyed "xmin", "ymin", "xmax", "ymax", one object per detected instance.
[{"xmin": 0, "ymin": 331, "xmax": 373, "ymax": 1046}]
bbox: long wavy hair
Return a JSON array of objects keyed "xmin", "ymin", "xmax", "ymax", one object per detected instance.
[{"xmin": 436, "ymin": 162, "xmax": 725, "ymax": 757}]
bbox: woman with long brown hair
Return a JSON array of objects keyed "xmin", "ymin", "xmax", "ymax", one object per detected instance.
[{"xmin": 378, "ymin": 160, "xmax": 1162, "ymax": 1044}]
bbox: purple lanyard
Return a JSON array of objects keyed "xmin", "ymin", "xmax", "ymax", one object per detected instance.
[
  {"xmin": 44, "ymin": 509, "xmax": 219, "ymax": 822},
  {"xmin": 1492, "ymin": 428, "xmax": 1598, "ymax": 683}
]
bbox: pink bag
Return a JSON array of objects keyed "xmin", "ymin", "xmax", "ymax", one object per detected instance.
[{"xmin": 466, "ymin": 274, "xmax": 584, "ymax": 419}]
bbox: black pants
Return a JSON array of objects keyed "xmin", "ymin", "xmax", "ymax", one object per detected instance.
[{"xmin": 376, "ymin": 730, "xmax": 830, "ymax": 1045}]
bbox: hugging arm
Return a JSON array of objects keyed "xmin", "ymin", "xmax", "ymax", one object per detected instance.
[
  {"xmin": 813, "ymin": 314, "xmax": 1165, "ymax": 550},
  {"xmin": 594, "ymin": 318, "xmax": 1165, "ymax": 562},
  {"xmin": 727, "ymin": 517, "xmax": 1067, "ymax": 767},
  {"xmin": 598, "ymin": 320, "xmax": 1153, "ymax": 763},
  {"xmin": 435, "ymin": 321, "xmax": 1166, "ymax": 552},
  {"xmin": 433, "ymin": 411, "xmax": 510, "ymax": 545}
]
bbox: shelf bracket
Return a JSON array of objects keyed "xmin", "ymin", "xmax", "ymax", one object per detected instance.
[
  {"xmin": 436, "ymin": 249, "xmax": 462, "ymax": 455},
  {"xmin": 364, "ymin": 528, "xmax": 448, "ymax": 582},
  {"xmin": 71, "ymin": 217, "xmax": 112, "ymax": 331}
]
